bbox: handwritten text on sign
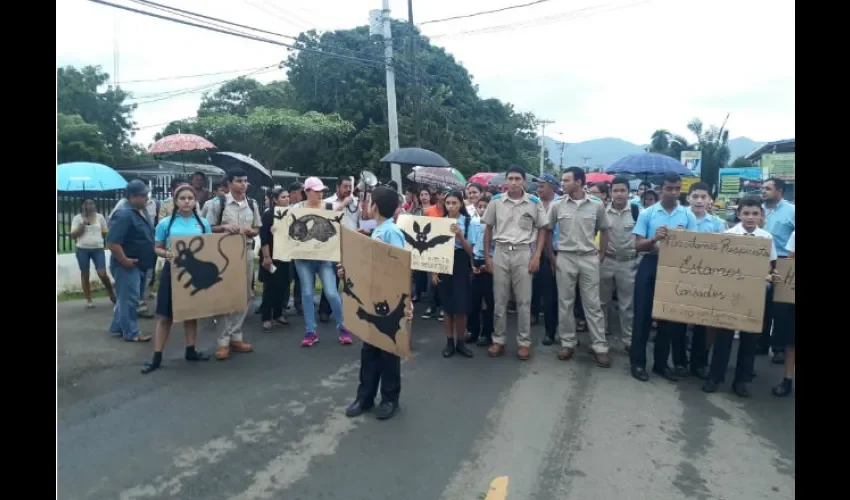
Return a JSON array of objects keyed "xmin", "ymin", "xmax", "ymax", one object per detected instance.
[
  {"xmin": 652, "ymin": 230, "xmax": 772, "ymax": 332},
  {"xmin": 773, "ymin": 259, "xmax": 795, "ymax": 304}
]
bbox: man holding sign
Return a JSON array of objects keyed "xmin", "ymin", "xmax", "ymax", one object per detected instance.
[{"xmin": 629, "ymin": 173, "xmax": 696, "ymax": 382}]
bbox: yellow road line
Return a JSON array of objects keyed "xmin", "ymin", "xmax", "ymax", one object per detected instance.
[{"xmin": 485, "ymin": 476, "xmax": 509, "ymax": 500}]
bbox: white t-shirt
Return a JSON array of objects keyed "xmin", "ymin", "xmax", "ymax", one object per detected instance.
[
  {"xmin": 323, "ymin": 194, "xmax": 361, "ymax": 231},
  {"xmin": 786, "ymin": 231, "xmax": 795, "ymax": 254},
  {"xmin": 71, "ymin": 214, "xmax": 108, "ymax": 249}
]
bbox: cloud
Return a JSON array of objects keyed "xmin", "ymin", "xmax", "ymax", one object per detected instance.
[{"xmin": 57, "ymin": 0, "xmax": 795, "ymax": 147}]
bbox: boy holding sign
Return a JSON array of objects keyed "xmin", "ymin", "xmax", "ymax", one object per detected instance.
[
  {"xmin": 702, "ymin": 196, "xmax": 777, "ymax": 398},
  {"xmin": 338, "ymin": 187, "xmax": 414, "ymax": 420}
]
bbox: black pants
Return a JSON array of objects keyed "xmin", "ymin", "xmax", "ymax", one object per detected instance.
[
  {"xmin": 690, "ymin": 325, "xmax": 709, "ymax": 370},
  {"xmin": 260, "ymin": 260, "xmax": 291, "ymax": 322},
  {"xmin": 357, "ymin": 342, "xmax": 401, "ymax": 404},
  {"xmin": 760, "ymin": 285, "xmax": 795, "ymax": 351},
  {"xmin": 468, "ymin": 259, "xmax": 495, "ymax": 340},
  {"xmin": 413, "ymin": 271, "xmax": 428, "ymax": 300},
  {"xmin": 531, "ymin": 253, "xmax": 558, "ymax": 338},
  {"xmin": 629, "ymin": 254, "xmax": 684, "ymax": 371},
  {"xmin": 709, "ymin": 329, "xmax": 757, "ymax": 384},
  {"xmin": 318, "ymin": 275, "xmax": 341, "ymax": 316}
]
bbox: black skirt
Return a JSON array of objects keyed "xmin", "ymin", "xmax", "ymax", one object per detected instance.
[
  {"xmin": 155, "ymin": 262, "xmax": 174, "ymax": 319},
  {"xmin": 437, "ymin": 248, "xmax": 471, "ymax": 315}
]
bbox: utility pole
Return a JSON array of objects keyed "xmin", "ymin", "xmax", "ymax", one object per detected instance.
[
  {"xmin": 408, "ymin": 0, "xmax": 421, "ymax": 147},
  {"xmin": 537, "ymin": 120, "xmax": 554, "ymax": 176},
  {"xmin": 375, "ymin": 0, "xmax": 401, "ymax": 189},
  {"xmin": 559, "ymin": 143, "xmax": 566, "ymax": 169},
  {"xmin": 581, "ymin": 156, "xmax": 592, "ymax": 169}
]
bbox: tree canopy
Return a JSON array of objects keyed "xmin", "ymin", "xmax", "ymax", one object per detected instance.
[{"xmin": 648, "ymin": 118, "xmax": 731, "ymax": 195}]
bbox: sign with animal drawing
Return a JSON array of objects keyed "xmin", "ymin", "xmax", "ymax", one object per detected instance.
[
  {"xmin": 340, "ymin": 227, "xmax": 412, "ymax": 359},
  {"xmin": 170, "ymin": 233, "xmax": 248, "ymax": 322},
  {"xmin": 273, "ymin": 207, "xmax": 344, "ymax": 262},
  {"xmin": 396, "ymin": 214, "xmax": 456, "ymax": 275}
]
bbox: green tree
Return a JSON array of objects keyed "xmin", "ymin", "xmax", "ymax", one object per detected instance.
[
  {"xmin": 57, "ymin": 113, "xmax": 110, "ymax": 164},
  {"xmin": 686, "ymin": 118, "xmax": 730, "ymax": 196},
  {"xmin": 730, "ymin": 156, "xmax": 754, "ymax": 168},
  {"xmin": 649, "ymin": 129, "xmax": 694, "ymax": 160}
]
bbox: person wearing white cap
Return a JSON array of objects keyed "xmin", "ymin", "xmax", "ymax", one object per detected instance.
[{"xmin": 288, "ymin": 176, "xmax": 354, "ymax": 347}]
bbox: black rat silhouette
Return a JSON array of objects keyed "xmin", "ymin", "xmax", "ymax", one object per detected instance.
[
  {"xmin": 342, "ymin": 277, "xmax": 364, "ymax": 306},
  {"xmin": 402, "ymin": 221, "xmax": 453, "ymax": 255},
  {"xmin": 173, "ymin": 235, "xmax": 237, "ymax": 296},
  {"xmin": 289, "ymin": 212, "xmax": 344, "ymax": 243},
  {"xmin": 356, "ymin": 294, "xmax": 409, "ymax": 341}
]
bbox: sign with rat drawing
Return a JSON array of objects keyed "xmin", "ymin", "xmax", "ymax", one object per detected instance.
[
  {"xmin": 273, "ymin": 207, "xmax": 344, "ymax": 262},
  {"xmin": 396, "ymin": 214, "xmax": 456, "ymax": 275},
  {"xmin": 340, "ymin": 227, "xmax": 412, "ymax": 359},
  {"xmin": 170, "ymin": 233, "xmax": 249, "ymax": 322}
]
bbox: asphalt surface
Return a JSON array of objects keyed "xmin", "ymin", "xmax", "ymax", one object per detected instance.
[{"xmin": 58, "ymin": 298, "xmax": 795, "ymax": 500}]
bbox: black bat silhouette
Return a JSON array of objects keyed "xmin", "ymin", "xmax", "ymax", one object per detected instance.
[
  {"xmin": 173, "ymin": 235, "xmax": 234, "ymax": 296},
  {"xmin": 402, "ymin": 221, "xmax": 453, "ymax": 255},
  {"xmin": 273, "ymin": 208, "xmax": 289, "ymax": 220},
  {"xmin": 342, "ymin": 277, "xmax": 363, "ymax": 306},
  {"xmin": 356, "ymin": 294, "xmax": 409, "ymax": 341}
]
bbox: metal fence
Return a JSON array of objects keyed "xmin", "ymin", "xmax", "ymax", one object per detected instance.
[{"xmin": 57, "ymin": 178, "xmax": 268, "ymax": 254}]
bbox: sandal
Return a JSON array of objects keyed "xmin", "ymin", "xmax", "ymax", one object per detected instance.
[
  {"xmin": 86, "ymin": 301, "xmax": 95, "ymax": 309},
  {"xmin": 125, "ymin": 335, "xmax": 152, "ymax": 343}
]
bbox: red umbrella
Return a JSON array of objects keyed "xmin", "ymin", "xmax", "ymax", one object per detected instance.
[
  {"xmin": 149, "ymin": 134, "xmax": 216, "ymax": 154},
  {"xmin": 586, "ymin": 172, "xmax": 614, "ymax": 184},
  {"xmin": 468, "ymin": 172, "xmax": 499, "ymax": 185}
]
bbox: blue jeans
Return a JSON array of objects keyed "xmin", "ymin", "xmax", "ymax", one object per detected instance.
[
  {"xmin": 109, "ymin": 263, "xmax": 143, "ymax": 340},
  {"xmin": 295, "ymin": 260, "xmax": 344, "ymax": 334},
  {"xmin": 75, "ymin": 248, "xmax": 106, "ymax": 272}
]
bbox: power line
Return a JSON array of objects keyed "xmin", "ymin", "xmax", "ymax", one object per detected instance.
[
  {"xmin": 420, "ymin": 0, "xmax": 561, "ymax": 25},
  {"xmin": 89, "ymin": 0, "xmax": 383, "ymax": 68},
  {"xmin": 130, "ymin": 67, "xmax": 277, "ymax": 105},
  {"xmin": 119, "ymin": 65, "xmax": 279, "ymax": 84}
]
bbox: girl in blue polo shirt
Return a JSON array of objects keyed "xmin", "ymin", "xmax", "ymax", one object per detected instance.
[{"xmin": 142, "ymin": 184, "xmax": 212, "ymax": 374}]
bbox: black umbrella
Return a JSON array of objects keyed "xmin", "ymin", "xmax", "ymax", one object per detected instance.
[
  {"xmin": 380, "ymin": 147, "xmax": 450, "ymax": 168},
  {"xmin": 211, "ymin": 152, "xmax": 274, "ymax": 188}
]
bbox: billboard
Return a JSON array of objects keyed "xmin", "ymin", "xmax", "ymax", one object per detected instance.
[
  {"xmin": 718, "ymin": 167, "xmax": 762, "ymax": 202},
  {"xmin": 761, "ymin": 153, "xmax": 795, "ymax": 182},
  {"xmin": 681, "ymin": 151, "xmax": 702, "ymax": 177}
]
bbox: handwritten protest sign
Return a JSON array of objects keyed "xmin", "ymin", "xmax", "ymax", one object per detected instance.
[
  {"xmin": 773, "ymin": 259, "xmax": 795, "ymax": 304},
  {"xmin": 272, "ymin": 207, "xmax": 343, "ymax": 262},
  {"xmin": 397, "ymin": 214, "xmax": 456, "ymax": 275},
  {"xmin": 653, "ymin": 230, "xmax": 772, "ymax": 332},
  {"xmin": 171, "ymin": 233, "xmax": 248, "ymax": 322},
  {"xmin": 340, "ymin": 227, "xmax": 412, "ymax": 358}
]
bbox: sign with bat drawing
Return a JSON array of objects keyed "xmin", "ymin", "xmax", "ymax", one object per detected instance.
[
  {"xmin": 170, "ymin": 233, "xmax": 249, "ymax": 322},
  {"xmin": 396, "ymin": 214, "xmax": 456, "ymax": 275},
  {"xmin": 273, "ymin": 207, "xmax": 344, "ymax": 262},
  {"xmin": 340, "ymin": 227, "xmax": 412, "ymax": 359}
]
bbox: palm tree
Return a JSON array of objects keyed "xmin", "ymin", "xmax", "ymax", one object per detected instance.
[
  {"xmin": 649, "ymin": 129, "xmax": 694, "ymax": 159},
  {"xmin": 686, "ymin": 118, "xmax": 730, "ymax": 196}
]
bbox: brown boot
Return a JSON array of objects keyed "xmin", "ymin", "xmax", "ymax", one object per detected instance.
[
  {"xmin": 592, "ymin": 351, "xmax": 612, "ymax": 368},
  {"xmin": 557, "ymin": 347, "xmax": 575, "ymax": 360},
  {"xmin": 517, "ymin": 346, "xmax": 531, "ymax": 360},
  {"xmin": 487, "ymin": 343, "xmax": 505, "ymax": 357},
  {"xmin": 230, "ymin": 341, "xmax": 253, "ymax": 353},
  {"xmin": 215, "ymin": 347, "xmax": 230, "ymax": 360}
]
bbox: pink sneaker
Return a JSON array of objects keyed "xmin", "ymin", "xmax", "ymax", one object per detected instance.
[
  {"xmin": 301, "ymin": 332, "xmax": 319, "ymax": 347},
  {"xmin": 338, "ymin": 329, "xmax": 353, "ymax": 345}
]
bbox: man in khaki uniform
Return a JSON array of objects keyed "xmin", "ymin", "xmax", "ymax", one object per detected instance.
[
  {"xmin": 204, "ymin": 168, "xmax": 262, "ymax": 360},
  {"xmin": 482, "ymin": 166, "xmax": 546, "ymax": 360},
  {"xmin": 598, "ymin": 177, "xmax": 639, "ymax": 353},
  {"xmin": 547, "ymin": 167, "xmax": 611, "ymax": 367}
]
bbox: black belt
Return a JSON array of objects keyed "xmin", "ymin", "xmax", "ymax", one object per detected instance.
[{"xmin": 605, "ymin": 253, "xmax": 637, "ymax": 262}]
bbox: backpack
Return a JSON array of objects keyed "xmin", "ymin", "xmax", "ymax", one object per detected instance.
[
  {"xmin": 216, "ymin": 195, "xmax": 256, "ymax": 226},
  {"xmin": 630, "ymin": 203, "xmax": 640, "ymax": 223}
]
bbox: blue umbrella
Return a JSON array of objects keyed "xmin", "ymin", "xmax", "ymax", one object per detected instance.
[
  {"xmin": 56, "ymin": 162, "xmax": 128, "ymax": 191},
  {"xmin": 605, "ymin": 153, "xmax": 693, "ymax": 177}
]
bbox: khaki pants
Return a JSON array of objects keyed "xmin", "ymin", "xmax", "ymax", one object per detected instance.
[
  {"xmin": 216, "ymin": 247, "xmax": 254, "ymax": 347},
  {"xmin": 556, "ymin": 252, "xmax": 608, "ymax": 353},
  {"xmin": 599, "ymin": 257, "xmax": 637, "ymax": 348},
  {"xmin": 493, "ymin": 244, "xmax": 534, "ymax": 347}
]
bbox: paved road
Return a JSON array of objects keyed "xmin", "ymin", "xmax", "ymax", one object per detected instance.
[{"xmin": 58, "ymin": 298, "xmax": 795, "ymax": 500}]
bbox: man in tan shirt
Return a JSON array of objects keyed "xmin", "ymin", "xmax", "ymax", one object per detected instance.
[
  {"xmin": 547, "ymin": 167, "xmax": 611, "ymax": 367},
  {"xmin": 204, "ymin": 168, "xmax": 262, "ymax": 360},
  {"xmin": 482, "ymin": 166, "xmax": 547, "ymax": 360},
  {"xmin": 598, "ymin": 176, "xmax": 639, "ymax": 353}
]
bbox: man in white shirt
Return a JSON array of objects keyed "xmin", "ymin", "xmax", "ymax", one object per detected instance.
[
  {"xmin": 703, "ymin": 195, "xmax": 777, "ymax": 398},
  {"xmin": 318, "ymin": 176, "xmax": 360, "ymax": 321}
]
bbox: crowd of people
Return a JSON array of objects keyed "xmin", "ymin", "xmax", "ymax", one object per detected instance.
[{"xmin": 69, "ymin": 165, "xmax": 795, "ymax": 421}]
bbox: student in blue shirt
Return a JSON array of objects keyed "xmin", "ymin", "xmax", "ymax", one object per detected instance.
[
  {"xmin": 339, "ymin": 187, "xmax": 413, "ymax": 421},
  {"xmin": 629, "ymin": 173, "xmax": 697, "ymax": 383},
  {"xmin": 434, "ymin": 191, "xmax": 476, "ymax": 359},
  {"xmin": 467, "ymin": 198, "xmax": 495, "ymax": 347},
  {"xmin": 142, "ymin": 184, "xmax": 213, "ymax": 374}
]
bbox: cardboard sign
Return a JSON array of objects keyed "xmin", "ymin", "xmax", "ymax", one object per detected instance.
[
  {"xmin": 653, "ymin": 230, "xmax": 772, "ymax": 332},
  {"xmin": 273, "ymin": 207, "xmax": 343, "ymax": 262},
  {"xmin": 773, "ymin": 259, "xmax": 796, "ymax": 304},
  {"xmin": 170, "ymin": 233, "xmax": 248, "ymax": 322},
  {"xmin": 397, "ymin": 214, "xmax": 456, "ymax": 274},
  {"xmin": 340, "ymin": 227, "xmax": 412, "ymax": 359}
]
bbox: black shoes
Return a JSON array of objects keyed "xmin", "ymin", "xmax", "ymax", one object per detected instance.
[
  {"xmin": 690, "ymin": 366, "xmax": 708, "ymax": 380},
  {"xmin": 375, "ymin": 401, "xmax": 399, "ymax": 420},
  {"xmin": 443, "ymin": 339, "xmax": 474, "ymax": 358},
  {"xmin": 702, "ymin": 380, "xmax": 718, "ymax": 393},
  {"xmin": 631, "ymin": 366, "xmax": 649, "ymax": 382},
  {"xmin": 772, "ymin": 379, "xmax": 793, "ymax": 397},
  {"xmin": 672, "ymin": 366, "xmax": 690, "ymax": 378},
  {"xmin": 541, "ymin": 335, "xmax": 554, "ymax": 346},
  {"xmin": 345, "ymin": 400, "xmax": 374, "ymax": 418},
  {"xmin": 702, "ymin": 380, "xmax": 751, "ymax": 398}
]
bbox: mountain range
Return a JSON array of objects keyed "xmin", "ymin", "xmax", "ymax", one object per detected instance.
[{"xmin": 543, "ymin": 137, "xmax": 765, "ymax": 169}]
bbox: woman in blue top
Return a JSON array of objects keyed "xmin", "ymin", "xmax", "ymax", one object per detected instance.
[
  {"xmin": 142, "ymin": 184, "xmax": 213, "ymax": 374},
  {"xmin": 433, "ymin": 190, "xmax": 476, "ymax": 358}
]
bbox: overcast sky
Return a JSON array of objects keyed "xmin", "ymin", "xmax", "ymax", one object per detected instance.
[{"xmin": 56, "ymin": 0, "xmax": 795, "ymax": 147}]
